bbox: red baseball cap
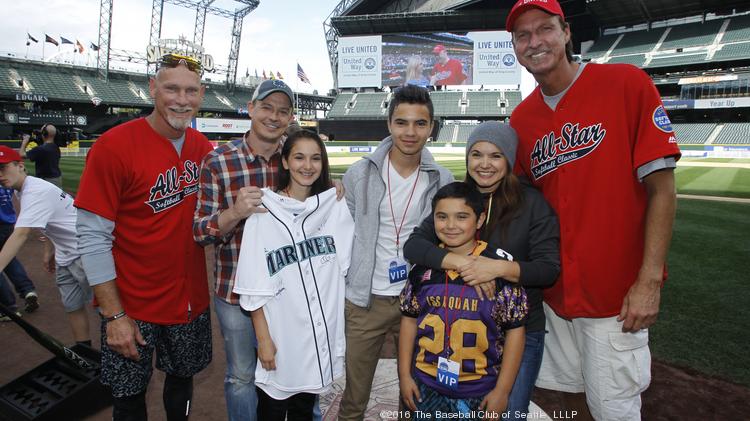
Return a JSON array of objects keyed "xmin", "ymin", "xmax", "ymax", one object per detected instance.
[
  {"xmin": 433, "ymin": 44, "xmax": 446, "ymax": 54},
  {"xmin": 0, "ymin": 146, "xmax": 22, "ymax": 164},
  {"xmin": 505, "ymin": 0, "xmax": 565, "ymax": 32}
]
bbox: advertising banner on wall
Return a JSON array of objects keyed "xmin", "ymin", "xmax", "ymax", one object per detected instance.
[
  {"xmin": 338, "ymin": 36, "xmax": 382, "ymax": 88},
  {"xmin": 192, "ymin": 118, "xmax": 252, "ymax": 134},
  {"xmin": 339, "ymin": 31, "xmax": 520, "ymax": 88}
]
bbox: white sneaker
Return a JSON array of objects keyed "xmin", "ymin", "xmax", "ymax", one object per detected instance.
[{"xmin": 24, "ymin": 291, "xmax": 39, "ymax": 313}]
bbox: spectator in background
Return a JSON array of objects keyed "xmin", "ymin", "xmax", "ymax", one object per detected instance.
[
  {"xmin": 430, "ymin": 45, "xmax": 467, "ymax": 86},
  {"xmin": 20, "ymin": 124, "xmax": 62, "ymax": 188},
  {"xmin": 0, "ymin": 185, "xmax": 39, "ymax": 316},
  {"xmin": 404, "ymin": 55, "xmax": 430, "ymax": 87}
]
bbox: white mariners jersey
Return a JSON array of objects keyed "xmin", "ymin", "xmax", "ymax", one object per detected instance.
[{"xmin": 233, "ymin": 187, "xmax": 354, "ymax": 399}]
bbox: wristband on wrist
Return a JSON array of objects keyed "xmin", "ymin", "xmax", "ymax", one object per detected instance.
[{"xmin": 105, "ymin": 310, "xmax": 127, "ymax": 322}]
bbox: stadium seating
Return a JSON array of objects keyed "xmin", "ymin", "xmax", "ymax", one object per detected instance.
[
  {"xmin": 455, "ymin": 124, "xmax": 476, "ymax": 143},
  {"xmin": 672, "ymin": 123, "xmax": 716, "ymax": 144},
  {"xmin": 612, "ymin": 29, "xmax": 664, "ymax": 55},
  {"xmin": 722, "ymin": 14, "xmax": 750, "ymax": 43},
  {"xmin": 584, "ymin": 34, "xmax": 620, "ymax": 58},
  {"xmin": 345, "ymin": 92, "xmax": 388, "ymax": 118},
  {"xmin": 713, "ymin": 123, "xmax": 750, "ymax": 144},
  {"xmin": 713, "ymin": 42, "xmax": 750, "ymax": 61},
  {"xmin": 328, "ymin": 92, "xmax": 354, "ymax": 117},
  {"xmin": 326, "ymin": 90, "xmax": 520, "ymax": 119},
  {"xmin": 648, "ymin": 53, "xmax": 707, "ymax": 68},
  {"xmin": 466, "ymin": 92, "xmax": 506, "ymax": 117},
  {"xmin": 659, "ymin": 20, "xmax": 723, "ymax": 50},
  {"xmin": 436, "ymin": 124, "xmax": 457, "ymax": 142},
  {"xmin": 607, "ymin": 54, "xmax": 646, "ymax": 67}
]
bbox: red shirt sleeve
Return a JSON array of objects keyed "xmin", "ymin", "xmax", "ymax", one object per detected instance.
[
  {"xmin": 628, "ymin": 67, "xmax": 682, "ymax": 170},
  {"xmin": 74, "ymin": 133, "xmax": 129, "ymax": 221}
]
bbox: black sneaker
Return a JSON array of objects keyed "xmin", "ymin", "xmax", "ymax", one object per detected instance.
[{"xmin": 24, "ymin": 291, "xmax": 39, "ymax": 313}]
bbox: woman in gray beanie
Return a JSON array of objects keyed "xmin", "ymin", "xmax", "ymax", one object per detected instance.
[{"xmin": 403, "ymin": 121, "xmax": 560, "ymax": 419}]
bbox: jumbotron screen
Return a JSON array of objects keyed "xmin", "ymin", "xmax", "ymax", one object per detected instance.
[{"xmin": 338, "ymin": 31, "xmax": 520, "ymax": 88}]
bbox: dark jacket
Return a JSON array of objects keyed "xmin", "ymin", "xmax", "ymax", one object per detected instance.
[{"xmin": 403, "ymin": 178, "xmax": 560, "ymax": 332}]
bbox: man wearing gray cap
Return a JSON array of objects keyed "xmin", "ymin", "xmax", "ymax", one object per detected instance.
[{"xmin": 194, "ymin": 79, "xmax": 296, "ymax": 421}]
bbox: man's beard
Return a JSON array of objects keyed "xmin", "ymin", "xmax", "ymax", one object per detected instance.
[{"xmin": 167, "ymin": 114, "xmax": 192, "ymax": 131}]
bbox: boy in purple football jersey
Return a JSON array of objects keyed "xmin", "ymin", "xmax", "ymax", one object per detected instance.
[{"xmin": 399, "ymin": 182, "xmax": 527, "ymax": 420}]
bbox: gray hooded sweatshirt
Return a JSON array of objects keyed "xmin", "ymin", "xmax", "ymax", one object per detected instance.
[{"xmin": 342, "ymin": 136, "xmax": 454, "ymax": 308}]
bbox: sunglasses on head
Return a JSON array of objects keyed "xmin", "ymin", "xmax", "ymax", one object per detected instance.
[{"xmin": 158, "ymin": 54, "xmax": 203, "ymax": 75}]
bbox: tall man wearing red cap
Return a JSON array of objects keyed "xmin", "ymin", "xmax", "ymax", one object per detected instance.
[
  {"xmin": 506, "ymin": 0, "xmax": 681, "ymax": 419},
  {"xmin": 430, "ymin": 44, "xmax": 467, "ymax": 86}
]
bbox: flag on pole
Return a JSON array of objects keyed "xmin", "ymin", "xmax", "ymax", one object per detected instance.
[
  {"xmin": 90, "ymin": 42, "xmax": 99, "ymax": 51},
  {"xmin": 269, "ymin": 70, "xmax": 276, "ymax": 80},
  {"xmin": 245, "ymin": 68, "xmax": 249, "ymax": 78},
  {"xmin": 255, "ymin": 69, "xmax": 258, "ymax": 78},
  {"xmin": 276, "ymin": 71, "xmax": 283, "ymax": 80},
  {"xmin": 297, "ymin": 63, "xmax": 311, "ymax": 84},
  {"xmin": 60, "ymin": 36, "xmax": 74, "ymax": 45},
  {"xmin": 27, "ymin": 33, "xmax": 38, "ymax": 43},
  {"xmin": 45, "ymin": 34, "xmax": 59, "ymax": 46},
  {"xmin": 262, "ymin": 70, "xmax": 267, "ymax": 80},
  {"xmin": 75, "ymin": 40, "xmax": 85, "ymax": 54}
]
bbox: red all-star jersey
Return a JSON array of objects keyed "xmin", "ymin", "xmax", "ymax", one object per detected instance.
[
  {"xmin": 511, "ymin": 63, "xmax": 681, "ymax": 318},
  {"xmin": 432, "ymin": 59, "xmax": 467, "ymax": 86},
  {"xmin": 75, "ymin": 118, "xmax": 213, "ymax": 324}
]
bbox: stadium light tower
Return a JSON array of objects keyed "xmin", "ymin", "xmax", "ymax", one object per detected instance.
[
  {"xmin": 97, "ymin": 0, "xmax": 113, "ymax": 81},
  {"xmin": 98, "ymin": 0, "xmax": 258, "ymax": 90}
]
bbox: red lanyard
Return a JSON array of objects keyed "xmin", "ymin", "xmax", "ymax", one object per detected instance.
[
  {"xmin": 387, "ymin": 156, "xmax": 420, "ymax": 256},
  {"xmin": 444, "ymin": 273, "xmax": 466, "ymax": 358}
]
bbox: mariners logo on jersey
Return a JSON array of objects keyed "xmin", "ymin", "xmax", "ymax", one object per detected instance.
[
  {"xmin": 529, "ymin": 122, "xmax": 607, "ymax": 180},
  {"xmin": 145, "ymin": 160, "xmax": 201, "ymax": 213},
  {"xmin": 265, "ymin": 235, "xmax": 337, "ymax": 276}
]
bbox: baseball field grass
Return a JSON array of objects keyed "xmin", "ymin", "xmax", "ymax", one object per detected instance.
[{"xmin": 27, "ymin": 156, "xmax": 750, "ymax": 386}]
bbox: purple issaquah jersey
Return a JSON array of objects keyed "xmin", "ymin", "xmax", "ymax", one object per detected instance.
[{"xmin": 400, "ymin": 241, "xmax": 528, "ymax": 398}]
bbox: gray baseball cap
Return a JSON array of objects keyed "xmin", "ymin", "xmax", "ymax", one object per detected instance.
[{"xmin": 251, "ymin": 79, "xmax": 295, "ymax": 107}]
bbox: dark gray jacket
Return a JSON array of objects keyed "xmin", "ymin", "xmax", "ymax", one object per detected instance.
[{"xmin": 403, "ymin": 178, "xmax": 560, "ymax": 332}]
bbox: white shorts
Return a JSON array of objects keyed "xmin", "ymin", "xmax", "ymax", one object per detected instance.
[{"xmin": 535, "ymin": 303, "xmax": 651, "ymax": 421}]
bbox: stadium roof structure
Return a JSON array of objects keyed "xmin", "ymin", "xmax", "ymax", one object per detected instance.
[{"xmin": 330, "ymin": 0, "xmax": 750, "ymax": 42}]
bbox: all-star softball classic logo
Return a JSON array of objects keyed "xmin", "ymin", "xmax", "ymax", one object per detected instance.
[
  {"xmin": 529, "ymin": 122, "xmax": 607, "ymax": 180},
  {"xmin": 145, "ymin": 160, "xmax": 201, "ymax": 213}
]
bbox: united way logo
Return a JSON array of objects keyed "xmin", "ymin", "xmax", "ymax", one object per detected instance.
[
  {"xmin": 529, "ymin": 122, "xmax": 607, "ymax": 180},
  {"xmin": 365, "ymin": 58, "xmax": 376, "ymax": 70},
  {"xmin": 502, "ymin": 54, "xmax": 516, "ymax": 67},
  {"xmin": 652, "ymin": 105, "xmax": 673, "ymax": 133}
]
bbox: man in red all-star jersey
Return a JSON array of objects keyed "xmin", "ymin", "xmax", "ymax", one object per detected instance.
[
  {"xmin": 430, "ymin": 44, "xmax": 467, "ymax": 86},
  {"xmin": 507, "ymin": 0, "xmax": 681, "ymax": 419},
  {"xmin": 75, "ymin": 54, "xmax": 213, "ymax": 421}
]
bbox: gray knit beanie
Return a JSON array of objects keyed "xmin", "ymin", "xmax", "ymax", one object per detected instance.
[{"xmin": 465, "ymin": 121, "xmax": 518, "ymax": 169}]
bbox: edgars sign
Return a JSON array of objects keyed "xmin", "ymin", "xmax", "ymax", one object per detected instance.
[
  {"xmin": 15, "ymin": 93, "xmax": 49, "ymax": 102},
  {"xmin": 146, "ymin": 38, "xmax": 214, "ymax": 72}
]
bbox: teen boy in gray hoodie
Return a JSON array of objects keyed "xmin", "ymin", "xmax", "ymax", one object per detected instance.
[{"xmin": 339, "ymin": 85, "xmax": 454, "ymax": 420}]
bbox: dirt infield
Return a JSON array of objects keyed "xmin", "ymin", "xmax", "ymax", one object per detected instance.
[{"xmin": 2, "ymin": 238, "xmax": 749, "ymax": 420}]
